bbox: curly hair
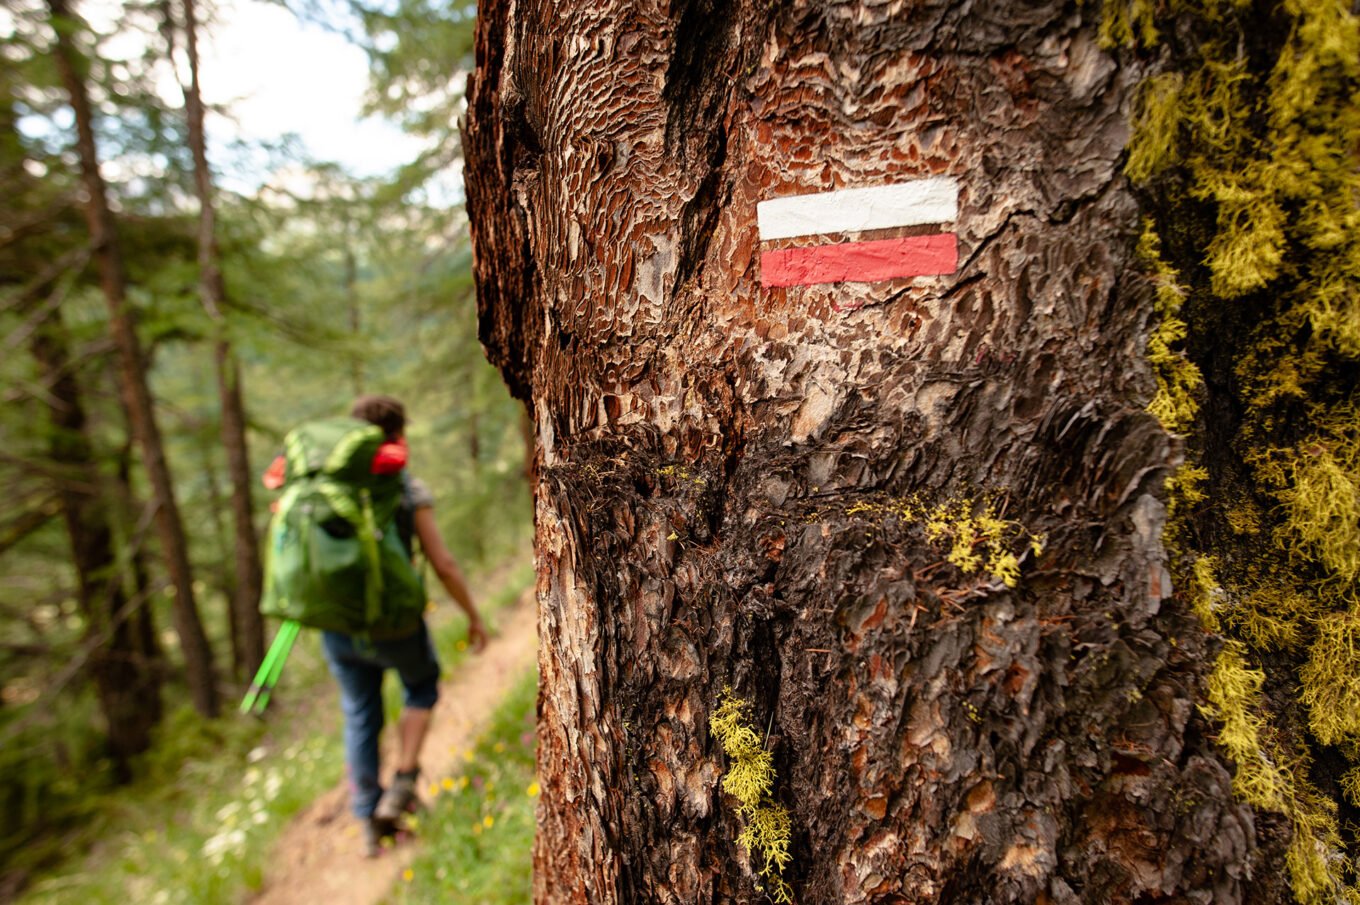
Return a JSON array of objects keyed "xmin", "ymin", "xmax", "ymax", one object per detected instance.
[{"xmin": 350, "ymin": 394, "xmax": 406, "ymax": 440}]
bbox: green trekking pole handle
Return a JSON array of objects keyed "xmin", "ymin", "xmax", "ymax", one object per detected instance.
[
  {"xmin": 240, "ymin": 624, "xmax": 282, "ymax": 715},
  {"xmin": 255, "ymin": 620, "xmax": 300, "ymax": 713},
  {"xmin": 240, "ymin": 620, "xmax": 299, "ymax": 714},
  {"xmin": 240, "ymin": 620, "xmax": 301, "ymax": 715}
]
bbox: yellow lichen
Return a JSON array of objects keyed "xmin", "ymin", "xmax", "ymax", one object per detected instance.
[
  {"xmin": 1189, "ymin": 556, "xmax": 1222, "ymax": 633},
  {"xmin": 1340, "ymin": 767, "xmax": 1360, "ymax": 809},
  {"xmin": 1138, "ymin": 224, "xmax": 1203, "ymax": 434},
  {"xmin": 1256, "ymin": 417, "xmax": 1360, "ymax": 588},
  {"xmin": 1202, "ymin": 641, "xmax": 1287, "ymax": 810},
  {"xmin": 1300, "ymin": 611, "xmax": 1360, "ymax": 747},
  {"xmin": 840, "ymin": 493, "xmax": 1042, "ymax": 588},
  {"xmin": 921, "ymin": 497, "xmax": 1044, "ymax": 589},
  {"xmin": 658, "ymin": 464, "xmax": 707, "ymax": 487},
  {"xmin": 1202, "ymin": 642, "xmax": 1353, "ymax": 905},
  {"xmin": 711, "ymin": 688, "xmax": 794, "ymax": 903},
  {"xmin": 1225, "ymin": 582, "xmax": 1320, "ymax": 652},
  {"xmin": 1225, "ymin": 502, "xmax": 1262, "ymax": 536},
  {"xmin": 1121, "ymin": 0, "xmax": 1360, "ymax": 900}
]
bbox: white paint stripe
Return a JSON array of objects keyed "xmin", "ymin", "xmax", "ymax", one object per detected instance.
[{"xmin": 757, "ymin": 176, "xmax": 960, "ymax": 241}]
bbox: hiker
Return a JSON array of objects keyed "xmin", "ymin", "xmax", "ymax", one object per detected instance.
[{"xmin": 267, "ymin": 394, "xmax": 489, "ymax": 855}]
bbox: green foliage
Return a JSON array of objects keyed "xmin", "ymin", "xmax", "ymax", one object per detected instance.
[
  {"xmin": 0, "ymin": 687, "xmax": 117, "ymax": 882},
  {"xmin": 17, "ymin": 674, "xmax": 344, "ymax": 905},
  {"xmin": 710, "ymin": 689, "xmax": 794, "ymax": 904},
  {"xmin": 20, "ymin": 564, "xmax": 531, "ymax": 904},
  {"xmin": 0, "ymin": 0, "xmax": 529, "ymax": 888},
  {"xmin": 1118, "ymin": 0, "xmax": 1360, "ymax": 900},
  {"xmin": 387, "ymin": 667, "xmax": 537, "ymax": 905}
]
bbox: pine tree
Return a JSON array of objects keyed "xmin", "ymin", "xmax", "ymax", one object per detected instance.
[{"xmin": 47, "ymin": 0, "xmax": 219, "ymax": 717}]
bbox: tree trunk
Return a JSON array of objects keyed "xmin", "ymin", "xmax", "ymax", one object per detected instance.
[
  {"xmin": 344, "ymin": 213, "xmax": 364, "ymax": 395},
  {"xmin": 175, "ymin": 0, "xmax": 265, "ymax": 678},
  {"xmin": 26, "ymin": 290, "xmax": 161, "ymax": 777},
  {"xmin": 198, "ymin": 429, "xmax": 240, "ymax": 672},
  {"xmin": 465, "ymin": 2, "xmax": 1276, "ymax": 902},
  {"xmin": 48, "ymin": 0, "xmax": 219, "ymax": 717},
  {"xmin": 114, "ymin": 439, "xmax": 165, "ymax": 686}
]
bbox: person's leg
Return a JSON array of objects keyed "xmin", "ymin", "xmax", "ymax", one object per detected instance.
[
  {"xmin": 373, "ymin": 621, "xmax": 440, "ymax": 820},
  {"xmin": 395, "ymin": 707, "xmax": 432, "ymax": 773},
  {"xmin": 321, "ymin": 631, "xmax": 386, "ymax": 821}
]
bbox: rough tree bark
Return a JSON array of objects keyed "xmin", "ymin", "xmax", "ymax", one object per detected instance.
[
  {"xmin": 466, "ymin": 1, "xmax": 1279, "ymax": 903},
  {"xmin": 48, "ymin": 0, "xmax": 219, "ymax": 717},
  {"xmin": 174, "ymin": 0, "xmax": 266, "ymax": 679}
]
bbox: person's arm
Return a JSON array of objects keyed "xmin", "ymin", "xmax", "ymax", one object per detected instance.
[{"xmin": 413, "ymin": 507, "xmax": 488, "ymax": 652}]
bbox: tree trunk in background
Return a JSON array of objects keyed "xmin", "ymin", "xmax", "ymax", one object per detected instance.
[
  {"xmin": 113, "ymin": 438, "xmax": 165, "ymax": 687},
  {"xmin": 176, "ymin": 0, "xmax": 265, "ymax": 679},
  {"xmin": 466, "ymin": 2, "xmax": 1275, "ymax": 902},
  {"xmin": 26, "ymin": 296, "xmax": 161, "ymax": 777},
  {"xmin": 48, "ymin": 0, "xmax": 219, "ymax": 717},
  {"xmin": 199, "ymin": 433, "xmax": 240, "ymax": 672},
  {"xmin": 345, "ymin": 216, "xmax": 364, "ymax": 396}
]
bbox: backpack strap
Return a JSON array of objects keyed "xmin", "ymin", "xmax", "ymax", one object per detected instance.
[
  {"xmin": 312, "ymin": 477, "xmax": 384, "ymax": 628},
  {"xmin": 396, "ymin": 473, "xmax": 418, "ymax": 558}
]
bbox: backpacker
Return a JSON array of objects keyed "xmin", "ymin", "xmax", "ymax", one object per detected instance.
[{"xmin": 259, "ymin": 417, "xmax": 425, "ymax": 638}]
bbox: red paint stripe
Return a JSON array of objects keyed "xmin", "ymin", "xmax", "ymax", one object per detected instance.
[{"xmin": 760, "ymin": 233, "xmax": 958, "ymax": 287}]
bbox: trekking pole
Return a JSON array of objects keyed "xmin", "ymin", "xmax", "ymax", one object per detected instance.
[
  {"xmin": 240, "ymin": 619, "xmax": 301, "ymax": 715},
  {"xmin": 256, "ymin": 619, "xmax": 299, "ymax": 712}
]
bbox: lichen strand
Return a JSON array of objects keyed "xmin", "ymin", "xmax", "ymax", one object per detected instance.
[
  {"xmin": 1138, "ymin": 223, "xmax": 1203, "ymax": 434},
  {"xmin": 845, "ymin": 494, "xmax": 1044, "ymax": 589},
  {"xmin": 1299, "ymin": 611, "xmax": 1360, "ymax": 747},
  {"xmin": 1118, "ymin": 0, "xmax": 1360, "ymax": 901},
  {"xmin": 1204, "ymin": 639, "xmax": 1357, "ymax": 905},
  {"xmin": 710, "ymin": 688, "xmax": 794, "ymax": 903}
]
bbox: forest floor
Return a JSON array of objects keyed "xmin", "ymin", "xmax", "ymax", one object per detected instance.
[{"xmin": 247, "ymin": 586, "xmax": 538, "ymax": 905}]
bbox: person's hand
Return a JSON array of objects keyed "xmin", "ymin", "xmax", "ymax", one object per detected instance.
[{"xmin": 467, "ymin": 615, "xmax": 489, "ymax": 653}]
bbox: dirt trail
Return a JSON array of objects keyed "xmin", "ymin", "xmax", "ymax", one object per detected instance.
[{"xmin": 249, "ymin": 590, "xmax": 537, "ymax": 905}]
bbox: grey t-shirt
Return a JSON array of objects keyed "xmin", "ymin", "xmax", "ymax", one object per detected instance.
[{"xmin": 407, "ymin": 476, "xmax": 435, "ymax": 511}]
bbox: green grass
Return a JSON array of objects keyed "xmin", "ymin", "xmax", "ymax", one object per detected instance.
[
  {"xmin": 386, "ymin": 666, "xmax": 537, "ymax": 905},
  {"xmin": 16, "ymin": 557, "xmax": 533, "ymax": 905},
  {"xmin": 16, "ymin": 696, "xmax": 342, "ymax": 905}
]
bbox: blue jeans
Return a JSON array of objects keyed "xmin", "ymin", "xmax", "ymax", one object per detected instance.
[{"xmin": 321, "ymin": 621, "xmax": 441, "ymax": 818}]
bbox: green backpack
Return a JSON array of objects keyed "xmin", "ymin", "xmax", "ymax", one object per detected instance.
[{"xmin": 259, "ymin": 418, "xmax": 425, "ymax": 638}]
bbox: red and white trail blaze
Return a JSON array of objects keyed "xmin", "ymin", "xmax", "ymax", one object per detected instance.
[{"xmin": 757, "ymin": 176, "xmax": 961, "ymax": 288}]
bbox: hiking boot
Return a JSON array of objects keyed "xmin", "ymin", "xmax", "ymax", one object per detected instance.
[
  {"xmin": 374, "ymin": 769, "xmax": 421, "ymax": 822},
  {"xmin": 363, "ymin": 815, "xmax": 397, "ymax": 858}
]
